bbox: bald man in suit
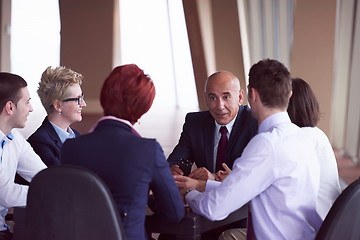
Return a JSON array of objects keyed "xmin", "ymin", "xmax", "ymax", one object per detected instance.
[{"xmin": 168, "ymin": 71, "xmax": 258, "ymax": 181}]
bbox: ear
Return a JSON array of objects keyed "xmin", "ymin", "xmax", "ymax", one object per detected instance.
[
  {"xmin": 203, "ymin": 91, "xmax": 210, "ymax": 108},
  {"xmin": 238, "ymin": 89, "xmax": 244, "ymax": 106},
  {"xmin": 252, "ymin": 88, "xmax": 261, "ymax": 103},
  {"xmin": 288, "ymin": 90, "xmax": 293, "ymax": 99},
  {"xmin": 247, "ymin": 87, "xmax": 256, "ymax": 103},
  {"xmin": 53, "ymin": 100, "xmax": 62, "ymax": 113},
  {"xmin": 4, "ymin": 101, "xmax": 14, "ymax": 115}
]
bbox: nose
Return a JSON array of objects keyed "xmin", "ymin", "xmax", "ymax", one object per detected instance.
[
  {"xmin": 216, "ymin": 99, "xmax": 225, "ymax": 110},
  {"xmin": 29, "ymin": 103, "xmax": 34, "ymax": 112},
  {"xmin": 81, "ymin": 99, "xmax": 87, "ymax": 107}
]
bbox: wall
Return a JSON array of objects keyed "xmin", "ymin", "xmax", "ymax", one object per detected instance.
[
  {"xmin": 291, "ymin": 0, "xmax": 337, "ymax": 135},
  {"xmin": 184, "ymin": 0, "xmax": 247, "ymax": 110},
  {"xmin": 211, "ymin": 0, "xmax": 246, "ymax": 93},
  {"xmin": 59, "ymin": 0, "xmax": 115, "ymax": 114},
  {"xmin": 182, "ymin": 0, "xmax": 208, "ymax": 110},
  {"xmin": 0, "ymin": 0, "xmax": 11, "ymax": 72}
]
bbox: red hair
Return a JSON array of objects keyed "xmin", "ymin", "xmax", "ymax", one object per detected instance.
[{"xmin": 100, "ymin": 64, "xmax": 155, "ymax": 124}]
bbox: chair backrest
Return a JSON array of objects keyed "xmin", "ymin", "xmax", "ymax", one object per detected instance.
[
  {"xmin": 315, "ymin": 178, "xmax": 360, "ymax": 240},
  {"xmin": 25, "ymin": 165, "xmax": 125, "ymax": 240}
]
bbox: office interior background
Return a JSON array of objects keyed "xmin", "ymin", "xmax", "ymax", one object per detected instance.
[{"xmin": 0, "ymin": 0, "xmax": 359, "ymax": 164}]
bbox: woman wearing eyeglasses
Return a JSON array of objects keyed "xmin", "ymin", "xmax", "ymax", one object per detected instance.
[{"xmin": 27, "ymin": 66, "xmax": 86, "ymax": 166}]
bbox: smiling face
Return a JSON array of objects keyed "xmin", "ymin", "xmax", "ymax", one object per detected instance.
[
  {"xmin": 58, "ymin": 84, "xmax": 86, "ymax": 126},
  {"xmin": 12, "ymin": 87, "xmax": 33, "ymax": 129},
  {"xmin": 204, "ymin": 72, "xmax": 243, "ymax": 125}
]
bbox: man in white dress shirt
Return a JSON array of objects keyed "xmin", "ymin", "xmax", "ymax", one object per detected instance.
[
  {"xmin": 175, "ymin": 59, "xmax": 322, "ymax": 240},
  {"xmin": 0, "ymin": 73, "xmax": 47, "ymax": 240}
]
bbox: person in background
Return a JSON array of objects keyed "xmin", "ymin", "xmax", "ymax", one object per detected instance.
[
  {"xmin": 28, "ymin": 66, "xmax": 86, "ymax": 166},
  {"xmin": 0, "ymin": 73, "xmax": 47, "ymax": 240},
  {"xmin": 175, "ymin": 59, "xmax": 322, "ymax": 240},
  {"xmin": 61, "ymin": 64, "xmax": 184, "ymax": 240},
  {"xmin": 168, "ymin": 71, "xmax": 257, "ymax": 181},
  {"xmin": 287, "ymin": 77, "xmax": 341, "ymax": 219}
]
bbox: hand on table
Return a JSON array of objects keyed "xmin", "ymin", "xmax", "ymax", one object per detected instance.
[
  {"xmin": 215, "ymin": 163, "xmax": 232, "ymax": 181},
  {"xmin": 170, "ymin": 165, "xmax": 184, "ymax": 176},
  {"xmin": 174, "ymin": 175, "xmax": 206, "ymax": 193},
  {"xmin": 188, "ymin": 167, "xmax": 216, "ymax": 181}
]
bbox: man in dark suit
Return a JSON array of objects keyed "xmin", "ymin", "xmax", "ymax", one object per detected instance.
[
  {"xmin": 168, "ymin": 71, "xmax": 258, "ymax": 181},
  {"xmin": 158, "ymin": 71, "xmax": 258, "ymax": 240}
]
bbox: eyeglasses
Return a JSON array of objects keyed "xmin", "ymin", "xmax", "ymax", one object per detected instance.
[{"xmin": 62, "ymin": 94, "xmax": 85, "ymax": 105}]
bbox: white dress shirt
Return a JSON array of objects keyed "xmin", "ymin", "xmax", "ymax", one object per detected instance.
[
  {"xmin": 0, "ymin": 129, "xmax": 46, "ymax": 231},
  {"xmin": 302, "ymin": 127, "xmax": 341, "ymax": 220},
  {"xmin": 186, "ymin": 112, "xmax": 322, "ymax": 240}
]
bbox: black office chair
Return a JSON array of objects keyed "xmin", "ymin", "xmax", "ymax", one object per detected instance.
[
  {"xmin": 315, "ymin": 177, "xmax": 360, "ymax": 240},
  {"xmin": 25, "ymin": 165, "xmax": 125, "ymax": 240}
]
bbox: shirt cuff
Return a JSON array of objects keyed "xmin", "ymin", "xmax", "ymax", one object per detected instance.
[
  {"xmin": 185, "ymin": 189, "xmax": 200, "ymax": 202},
  {"xmin": 205, "ymin": 179, "xmax": 221, "ymax": 191}
]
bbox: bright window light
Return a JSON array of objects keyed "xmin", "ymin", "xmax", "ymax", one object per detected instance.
[
  {"xmin": 119, "ymin": 0, "xmax": 198, "ymax": 109},
  {"xmin": 11, "ymin": 0, "xmax": 60, "ymax": 138}
]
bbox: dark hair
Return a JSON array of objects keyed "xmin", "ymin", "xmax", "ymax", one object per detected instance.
[
  {"xmin": 100, "ymin": 64, "xmax": 155, "ymax": 124},
  {"xmin": 0, "ymin": 72, "xmax": 27, "ymax": 111},
  {"xmin": 248, "ymin": 59, "xmax": 291, "ymax": 109},
  {"xmin": 287, "ymin": 78, "xmax": 320, "ymax": 127}
]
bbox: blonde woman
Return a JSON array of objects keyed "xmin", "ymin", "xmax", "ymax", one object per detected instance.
[{"xmin": 28, "ymin": 66, "xmax": 86, "ymax": 166}]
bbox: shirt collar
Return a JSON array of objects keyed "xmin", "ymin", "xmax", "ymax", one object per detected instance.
[
  {"xmin": 90, "ymin": 116, "xmax": 140, "ymax": 136},
  {"xmin": 90, "ymin": 116, "xmax": 133, "ymax": 132},
  {"xmin": 0, "ymin": 131, "xmax": 14, "ymax": 149},
  {"xmin": 214, "ymin": 115, "xmax": 236, "ymax": 135},
  {"xmin": 49, "ymin": 121, "xmax": 76, "ymax": 143},
  {"xmin": 98, "ymin": 116, "xmax": 133, "ymax": 128},
  {"xmin": 258, "ymin": 112, "xmax": 291, "ymax": 133}
]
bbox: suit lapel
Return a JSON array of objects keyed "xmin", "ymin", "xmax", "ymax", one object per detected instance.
[
  {"xmin": 204, "ymin": 116, "xmax": 215, "ymax": 172},
  {"xmin": 226, "ymin": 106, "xmax": 244, "ymax": 164},
  {"xmin": 44, "ymin": 118, "xmax": 63, "ymax": 149}
]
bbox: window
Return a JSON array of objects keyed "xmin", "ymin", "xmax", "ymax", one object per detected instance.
[
  {"xmin": 11, "ymin": 0, "xmax": 60, "ymax": 138},
  {"xmin": 119, "ymin": 0, "xmax": 198, "ymax": 109}
]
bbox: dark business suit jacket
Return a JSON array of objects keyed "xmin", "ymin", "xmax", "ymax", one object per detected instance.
[
  {"xmin": 27, "ymin": 117, "xmax": 80, "ymax": 166},
  {"xmin": 61, "ymin": 119, "xmax": 185, "ymax": 240},
  {"xmin": 168, "ymin": 105, "xmax": 258, "ymax": 172}
]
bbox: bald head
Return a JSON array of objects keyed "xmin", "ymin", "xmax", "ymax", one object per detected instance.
[
  {"xmin": 204, "ymin": 71, "xmax": 240, "ymax": 93},
  {"xmin": 204, "ymin": 71, "xmax": 243, "ymax": 125}
]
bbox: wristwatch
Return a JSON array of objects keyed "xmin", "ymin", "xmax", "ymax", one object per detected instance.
[{"xmin": 186, "ymin": 189, "xmax": 193, "ymax": 194}]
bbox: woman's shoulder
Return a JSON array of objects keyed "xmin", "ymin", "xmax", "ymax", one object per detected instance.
[{"xmin": 28, "ymin": 119, "xmax": 56, "ymax": 142}]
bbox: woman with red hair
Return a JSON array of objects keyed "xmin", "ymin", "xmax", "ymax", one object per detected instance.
[
  {"xmin": 61, "ymin": 64, "xmax": 185, "ymax": 240},
  {"xmin": 100, "ymin": 64, "xmax": 156, "ymax": 124}
]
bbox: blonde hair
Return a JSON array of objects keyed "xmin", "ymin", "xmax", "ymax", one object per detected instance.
[{"xmin": 38, "ymin": 66, "xmax": 84, "ymax": 113}]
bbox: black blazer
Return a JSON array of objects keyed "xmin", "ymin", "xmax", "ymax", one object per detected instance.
[
  {"xmin": 168, "ymin": 105, "xmax": 258, "ymax": 172},
  {"xmin": 27, "ymin": 117, "xmax": 80, "ymax": 166},
  {"xmin": 61, "ymin": 119, "xmax": 185, "ymax": 240}
]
